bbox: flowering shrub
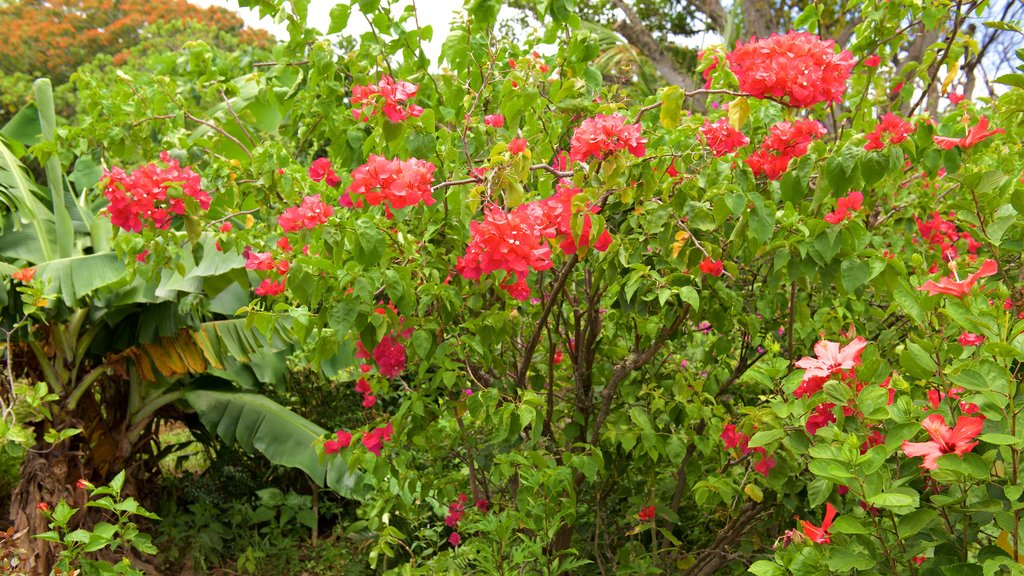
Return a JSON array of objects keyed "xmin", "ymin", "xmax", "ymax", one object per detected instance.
[{"xmin": 13, "ymin": 1, "xmax": 1022, "ymax": 575}]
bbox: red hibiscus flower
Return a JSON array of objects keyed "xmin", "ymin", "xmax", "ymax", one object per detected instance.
[
  {"xmin": 902, "ymin": 413, "xmax": 983, "ymax": 469},
  {"xmin": 726, "ymin": 31, "xmax": 855, "ymax": 107},
  {"xmin": 801, "ymin": 503, "xmax": 837, "ymax": 544},
  {"xmin": 917, "ymin": 259, "xmax": 998, "ymax": 298},
  {"xmin": 324, "ymin": 430, "xmax": 352, "ymax": 454},
  {"xmin": 805, "ymin": 402, "xmax": 837, "ymax": 435},
  {"xmin": 793, "ymin": 337, "xmax": 868, "ymax": 398},
  {"xmin": 933, "ymin": 116, "xmax": 1004, "ymax": 150}
]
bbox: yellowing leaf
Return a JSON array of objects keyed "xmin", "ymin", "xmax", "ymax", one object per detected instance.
[
  {"xmin": 942, "ymin": 61, "xmax": 960, "ymax": 95},
  {"xmin": 728, "ymin": 98, "xmax": 750, "ymax": 130},
  {"xmin": 744, "ymin": 483, "xmax": 764, "ymax": 502},
  {"xmin": 659, "ymin": 85, "xmax": 683, "ymax": 129}
]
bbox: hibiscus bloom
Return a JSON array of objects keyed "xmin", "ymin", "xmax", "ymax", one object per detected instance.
[
  {"xmin": 793, "ymin": 337, "xmax": 868, "ymax": 398},
  {"xmin": 933, "ymin": 116, "xmax": 1004, "ymax": 150},
  {"xmin": 917, "ymin": 259, "xmax": 998, "ymax": 298},
  {"xmin": 801, "ymin": 503, "xmax": 837, "ymax": 544},
  {"xmin": 902, "ymin": 413, "xmax": 983, "ymax": 469},
  {"xmin": 805, "ymin": 402, "xmax": 837, "ymax": 435}
]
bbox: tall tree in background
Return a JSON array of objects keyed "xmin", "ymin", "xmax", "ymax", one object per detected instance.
[{"xmin": 0, "ymin": 0, "xmax": 271, "ymax": 84}]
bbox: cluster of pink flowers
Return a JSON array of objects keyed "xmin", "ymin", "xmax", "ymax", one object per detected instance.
[
  {"xmin": 568, "ymin": 114, "xmax": 646, "ymax": 163},
  {"xmin": 309, "ymin": 157, "xmax": 341, "ymax": 187},
  {"xmin": 351, "ymin": 76, "xmax": 424, "ymax": 123},
  {"xmin": 456, "ymin": 182, "xmax": 613, "ymax": 300},
  {"xmin": 347, "ymin": 155, "xmax": 436, "ymax": 215},
  {"xmin": 928, "ymin": 386, "xmax": 980, "ymax": 415},
  {"xmin": 823, "ymin": 191, "xmax": 863, "ymax": 224},
  {"xmin": 720, "ymin": 424, "xmax": 776, "ymax": 476},
  {"xmin": 863, "ymin": 113, "xmax": 915, "ymax": 151},
  {"xmin": 278, "ymin": 194, "xmax": 334, "ymax": 232},
  {"xmin": 443, "ymin": 493, "xmax": 488, "ymax": 548},
  {"xmin": 637, "ymin": 505, "xmax": 656, "ymax": 522},
  {"xmin": 726, "ymin": 31, "xmax": 855, "ymax": 107},
  {"xmin": 102, "ymin": 152, "xmax": 211, "ymax": 232},
  {"xmin": 484, "ymin": 114, "xmax": 505, "ymax": 128},
  {"xmin": 697, "ymin": 49, "xmax": 720, "ymax": 89},
  {"xmin": 245, "ymin": 248, "xmax": 290, "ymax": 296},
  {"xmin": 699, "ymin": 258, "xmax": 724, "ymax": 277},
  {"xmin": 322, "ymin": 422, "xmax": 394, "ymax": 457},
  {"xmin": 914, "ymin": 211, "xmax": 981, "ymax": 267},
  {"xmin": 699, "ymin": 118, "xmax": 749, "ymax": 157},
  {"xmin": 354, "ymin": 304, "xmax": 412, "ymax": 379},
  {"xmin": 746, "ymin": 120, "xmax": 827, "ymax": 180}
]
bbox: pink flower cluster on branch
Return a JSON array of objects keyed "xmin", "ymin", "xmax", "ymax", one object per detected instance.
[
  {"xmin": 863, "ymin": 113, "xmax": 915, "ymax": 151},
  {"xmin": 746, "ymin": 119, "xmax": 826, "ymax": 180},
  {"xmin": 102, "ymin": 152, "xmax": 211, "ymax": 232},
  {"xmin": 351, "ymin": 76, "xmax": 424, "ymax": 123},
  {"xmin": 726, "ymin": 31, "xmax": 855, "ymax": 107},
  {"xmin": 347, "ymin": 155, "xmax": 437, "ymax": 214},
  {"xmin": 699, "ymin": 118, "xmax": 749, "ymax": 157},
  {"xmin": 568, "ymin": 114, "xmax": 646, "ymax": 163},
  {"xmin": 278, "ymin": 194, "xmax": 334, "ymax": 232}
]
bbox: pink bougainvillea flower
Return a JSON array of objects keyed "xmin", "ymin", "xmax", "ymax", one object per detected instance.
[
  {"xmin": 721, "ymin": 424, "xmax": 749, "ymax": 451},
  {"xmin": 484, "ymin": 114, "xmax": 505, "ymax": 128},
  {"xmin": 347, "ymin": 155, "xmax": 436, "ymax": 213},
  {"xmin": 373, "ymin": 334, "xmax": 407, "ymax": 378},
  {"xmin": 475, "ymin": 499, "xmax": 489, "ymax": 513},
  {"xmin": 958, "ymin": 332, "xmax": 984, "ymax": 346},
  {"xmin": 254, "ymin": 278, "xmax": 286, "ymax": 296},
  {"xmin": 801, "ymin": 503, "xmax": 837, "ymax": 544},
  {"xmin": 902, "ymin": 413, "xmax": 983, "ymax": 469},
  {"xmin": 699, "ymin": 118, "xmax": 749, "ymax": 157},
  {"xmin": 637, "ymin": 506, "xmax": 656, "ymax": 521},
  {"xmin": 948, "ymin": 92, "xmax": 965, "ymax": 105},
  {"xmin": 824, "ymin": 191, "xmax": 863, "ymax": 224},
  {"xmin": 219, "ymin": 222, "xmax": 233, "ymax": 233},
  {"xmin": 793, "ymin": 337, "xmax": 868, "ymax": 398},
  {"xmin": 135, "ymin": 249, "xmax": 149, "ymax": 263},
  {"xmin": 726, "ymin": 31, "xmax": 855, "ymax": 107},
  {"xmin": 863, "ymin": 54, "xmax": 881, "ymax": 67},
  {"xmin": 245, "ymin": 250, "xmax": 277, "ymax": 271},
  {"xmin": 863, "ymin": 113, "xmax": 915, "ymax": 151},
  {"xmin": 933, "ymin": 116, "xmax": 1005, "ymax": 150},
  {"xmin": 699, "ymin": 258, "xmax": 724, "ymax": 277},
  {"xmin": 102, "ymin": 152, "xmax": 211, "ymax": 232},
  {"xmin": 917, "ymin": 259, "xmax": 998, "ymax": 298},
  {"xmin": 753, "ymin": 453, "xmax": 776, "ymax": 476},
  {"xmin": 362, "ymin": 422, "xmax": 394, "ymax": 456},
  {"xmin": 278, "ymin": 194, "xmax": 334, "ymax": 232},
  {"xmin": 308, "ymin": 157, "xmax": 341, "ymax": 187},
  {"xmin": 746, "ymin": 119, "xmax": 827, "ymax": 180},
  {"xmin": 12, "ymin": 267, "xmax": 36, "ymax": 282},
  {"xmin": 508, "ymin": 138, "xmax": 528, "ymax": 154},
  {"xmin": 568, "ymin": 114, "xmax": 646, "ymax": 162},
  {"xmin": 324, "ymin": 430, "xmax": 352, "ymax": 455},
  {"xmin": 448, "ymin": 532, "xmax": 461, "ymax": 547},
  {"xmin": 351, "ymin": 76, "xmax": 424, "ymax": 123}
]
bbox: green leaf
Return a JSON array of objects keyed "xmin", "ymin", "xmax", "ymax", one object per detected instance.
[
  {"xmin": 747, "ymin": 429, "xmax": 786, "ymax": 448},
  {"xmin": 808, "ymin": 458, "xmax": 853, "ymax": 482},
  {"xmin": 824, "ymin": 145, "xmax": 859, "ymax": 195},
  {"xmin": 832, "ymin": 516, "xmax": 871, "ymax": 534},
  {"xmin": 37, "ymin": 252, "xmax": 127, "ymax": 307},
  {"xmin": 353, "ymin": 218, "xmax": 385, "ymax": 266},
  {"xmin": 658, "ymin": 86, "xmax": 682, "ymax": 129},
  {"xmin": 867, "ymin": 490, "xmax": 918, "ymax": 510},
  {"xmin": 328, "ymin": 4, "xmax": 351, "ymax": 34},
  {"xmin": 840, "ymin": 258, "xmax": 871, "ymax": 292},
  {"xmin": 980, "ymin": 433, "xmax": 1024, "ymax": 446},
  {"xmin": 184, "ymin": 383, "xmax": 363, "ymax": 498},
  {"xmin": 994, "ymin": 74, "xmax": 1024, "ymax": 89},
  {"xmin": 897, "ymin": 508, "xmax": 938, "ymax": 538},
  {"xmin": 748, "ymin": 560, "xmax": 786, "ymax": 576},
  {"xmin": 899, "ymin": 342, "xmax": 937, "ymax": 380},
  {"xmin": 828, "ymin": 549, "xmax": 876, "ymax": 571}
]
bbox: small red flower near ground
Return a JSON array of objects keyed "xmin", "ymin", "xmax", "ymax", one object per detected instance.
[
  {"xmin": 12, "ymin": 267, "xmax": 36, "ymax": 282},
  {"xmin": 638, "ymin": 506, "xmax": 656, "ymax": 521}
]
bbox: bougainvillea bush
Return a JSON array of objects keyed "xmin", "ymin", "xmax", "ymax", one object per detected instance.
[{"xmin": 4, "ymin": 0, "xmax": 1024, "ymax": 574}]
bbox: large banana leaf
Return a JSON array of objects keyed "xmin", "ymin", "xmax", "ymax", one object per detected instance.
[
  {"xmin": 184, "ymin": 383, "xmax": 364, "ymax": 498},
  {"xmin": 37, "ymin": 251, "xmax": 127, "ymax": 306},
  {"xmin": 0, "ymin": 137, "xmax": 55, "ymax": 260}
]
